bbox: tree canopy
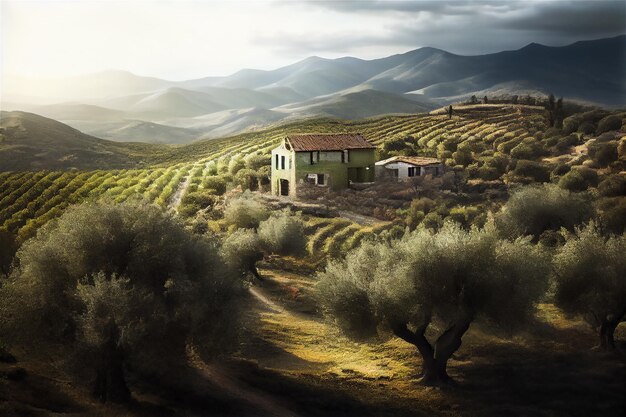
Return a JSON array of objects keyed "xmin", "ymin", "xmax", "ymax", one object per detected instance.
[
  {"xmin": 0, "ymin": 202, "xmax": 244, "ymax": 402},
  {"xmin": 553, "ymin": 225, "xmax": 626, "ymax": 350},
  {"xmin": 317, "ymin": 222, "xmax": 550, "ymax": 384}
]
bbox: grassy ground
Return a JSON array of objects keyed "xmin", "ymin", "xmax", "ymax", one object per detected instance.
[
  {"xmin": 233, "ymin": 268, "xmax": 626, "ymax": 417},
  {"xmin": 2, "ymin": 266, "xmax": 625, "ymax": 416}
]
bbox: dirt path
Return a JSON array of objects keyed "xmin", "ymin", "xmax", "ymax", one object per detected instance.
[
  {"xmin": 192, "ymin": 354, "xmax": 301, "ymax": 417},
  {"xmin": 188, "ymin": 285, "xmax": 302, "ymax": 417},
  {"xmin": 337, "ymin": 210, "xmax": 386, "ymax": 226},
  {"xmin": 168, "ymin": 173, "xmax": 191, "ymax": 212}
]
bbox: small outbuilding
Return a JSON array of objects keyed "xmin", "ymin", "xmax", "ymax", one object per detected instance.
[{"xmin": 375, "ymin": 156, "xmax": 444, "ymax": 181}]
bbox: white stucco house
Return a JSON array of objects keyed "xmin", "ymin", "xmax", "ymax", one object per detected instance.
[{"xmin": 375, "ymin": 156, "xmax": 444, "ymax": 181}]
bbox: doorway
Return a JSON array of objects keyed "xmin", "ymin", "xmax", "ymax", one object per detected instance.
[{"xmin": 279, "ymin": 179, "xmax": 290, "ymax": 196}]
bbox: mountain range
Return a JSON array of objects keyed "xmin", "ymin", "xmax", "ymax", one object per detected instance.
[{"xmin": 2, "ymin": 35, "xmax": 624, "ymax": 144}]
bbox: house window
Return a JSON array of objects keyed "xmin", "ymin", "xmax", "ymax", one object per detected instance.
[
  {"xmin": 305, "ymin": 173, "xmax": 326, "ymax": 186},
  {"xmin": 281, "ymin": 155, "xmax": 285, "ymax": 170},
  {"xmin": 408, "ymin": 167, "xmax": 419, "ymax": 177},
  {"xmin": 275, "ymin": 154, "xmax": 279, "ymax": 169}
]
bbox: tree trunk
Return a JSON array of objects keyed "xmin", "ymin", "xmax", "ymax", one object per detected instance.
[
  {"xmin": 431, "ymin": 315, "xmax": 472, "ymax": 384},
  {"xmin": 250, "ymin": 262, "xmax": 263, "ymax": 281},
  {"xmin": 93, "ymin": 320, "xmax": 130, "ymax": 403},
  {"xmin": 599, "ymin": 309, "xmax": 625, "ymax": 351}
]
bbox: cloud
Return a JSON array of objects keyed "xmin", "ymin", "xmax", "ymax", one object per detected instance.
[{"xmin": 261, "ymin": 0, "xmax": 626, "ymax": 56}]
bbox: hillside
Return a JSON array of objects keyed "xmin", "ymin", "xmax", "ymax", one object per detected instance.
[
  {"xmin": 0, "ymin": 111, "xmax": 165, "ymax": 170},
  {"xmin": 3, "ymin": 36, "xmax": 624, "ymax": 144}
]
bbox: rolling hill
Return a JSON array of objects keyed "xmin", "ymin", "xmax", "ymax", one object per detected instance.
[
  {"xmin": 0, "ymin": 111, "xmax": 165, "ymax": 170},
  {"xmin": 2, "ymin": 36, "xmax": 623, "ymax": 144}
]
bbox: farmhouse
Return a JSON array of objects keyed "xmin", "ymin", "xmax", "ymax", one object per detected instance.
[
  {"xmin": 271, "ymin": 134, "xmax": 376, "ymax": 197},
  {"xmin": 375, "ymin": 156, "xmax": 444, "ymax": 181}
]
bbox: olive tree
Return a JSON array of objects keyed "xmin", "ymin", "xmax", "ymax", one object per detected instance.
[
  {"xmin": 223, "ymin": 192, "xmax": 270, "ymax": 229},
  {"xmin": 553, "ymin": 225, "xmax": 626, "ymax": 351},
  {"xmin": 317, "ymin": 223, "xmax": 550, "ymax": 385},
  {"xmin": 496, "ymin": 184, "xmax": 594, "ymax": 241},
  {"xmin": 222, "ymin": 210, "xmax": 306, "ymax": 280},
  {"xmin": 0, "ymin": 203, "xmax": 243, "ymax": 402}
]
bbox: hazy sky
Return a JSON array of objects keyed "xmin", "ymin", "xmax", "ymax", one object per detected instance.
[{"xmin": 1, "ymin": 0, "xmax": 624, "ymax": 80}]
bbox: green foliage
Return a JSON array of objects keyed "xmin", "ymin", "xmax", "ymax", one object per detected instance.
[
  {"xmin": 553, "ymin": 225, "xmax": 626, "ymax": 347},
  {"xmin": 257, "ymin": 210, "xmax": 307, "ymax": 257},
  {"xmin": 317, "ymin": 223, "xmax": 550, "ymax": 380},
  {"xmin": 223, "ymin": 193, "xmax": 270, "ymax": 229},
  {"xmin": 202, "ymin": 176, "xmax": 227, "ymax": 195},
  {"xmin": 220, "ymin": 228, "xmax": 264, "ymax": 279},
  {"xmin": 496, "ymin": 184, "xmax": 594, "ymax": 240},
  {"xmin": 598, "ymin": 175, "xmax": 626, "ymax": 197},
  {"xmin": 228, "ymin": 157, "xmax": 246, "ymax": 175},
  {"xmin": 234, "ymin": 168, "xmax": 260, "ymax": 191},
  {"xmin": 558, "ymin": 167, "xmax": 599, "ymax": 192},
  {"xmin": 596, "ymin": 197, "xmax": 626, "ymax": 235},
  {"xmin": 0, "ymin": 202, "xmax": 243, "ymax": 397},
  {"xmin": 0, "ymin": 228, "xmax": 17, "ymax": 277},
  {"xmin": 179, "ymin": 189, "xmax": 219, "ymax": 217},
  {"xmin": 596, "ymin": 115, "xmax": 623, "ymax": 134},
  {"xmin": 510, "ymin": 138, "xmax": 544, "ymax": 160},
  {"xmin": 588, "ymin": 140, "xmax": 618, "ymax": 167},
  {"xmin": 510, "ymin": 160, "xmax": 551, "ymax": 183}
]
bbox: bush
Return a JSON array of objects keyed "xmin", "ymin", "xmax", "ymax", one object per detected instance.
[
  {"xmin": 598, "ymin": 175, "xmax": 626, "ymax": 197},
  {"xmin": 588, "ymin": 141, "xmax": 618, "ymax": 167},
  {"xmin": 234, "ymin": 168, "xmax": 259, "ymax": 191},
  {"xmin": 202, "ymin": 176, "xmax": 227, "ymax": 195},
  {"xmin": 510, "ymin": 160, "xmax": 551, "ymax": 183},
  {"xmin": 221, "ymin": 228, "xmax": 264, "ymax": 280},
  {"xmin": 596, "ymin": 115, "xmax": 623, "ymax": 134},
  {"xmin": 558, "ymin": 167, "xmax": 599, "ymax": 192},
  {"xmin": 578, "ymin": 121, "xmax": 595, "ymax": 135},
  {"xmin": 0, "ymin": 203, "xmax": 243, "ymax": 402},
  {"xmin": 510, "ymin": 138, "xmax": 544, "ymax": 160},
  {"xmin": 596, "ymin": 197, "xmax": 626, "ymax": 235},
  {"xmin": 223, "ymin": 193, "xmax": 270, "ymax": 229},
  {"xmin": 496, "ymin": 184, "xmax": 594, "ymax": 240},
  {"xmin": 257, "ymin": 210, "xmax": 307, "ymax": 257}
]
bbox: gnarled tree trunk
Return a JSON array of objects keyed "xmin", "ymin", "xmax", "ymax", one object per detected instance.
[
  {"xmin": 93, "ymin": 320, "xmax": 130, "ymax": 403},
  {"xmin": 392, "ymin": 314, "xmax": 472, "ymax": 386},
  {"xmin": 599, "ymin": 308, "xmax": 625, "ymax": 351}
]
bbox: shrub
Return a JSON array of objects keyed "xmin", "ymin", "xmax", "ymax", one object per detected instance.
[
  {"xmin": 578, "ymin": 121, "xmax": 595, "ymax": 135},
  {"xmin": 558, "ymin": 167, "xmax": 599, "ymax": 192},
  {"xmin": 223, "ymin": 193, "xmax": 270, "ymax": 229},
  {"xmin": 596, "ymin": 115, "xmax": 623, "ymax": 134},
  {"xmin": 234, "ymin": 168, "xmax": 259, "ymax": 191},
  {"xmin": 510, "ymin": 138, "xmax": 544, "ymax": 160},
  {"xmin": 510, "ymin": 160, "xmax": 551, "ymax": 183},
  {"xmin": 257, "ymin": 210, "xmax": 307, "ymax": 257},
  {"xmin": 588, "ymin": 140, "xmax": 618, "ymax": 167},
  {"xmin": 596, "ymin": 197, "xmax": 626, "ymax": 235},
  {"xmin": 221, "ymin": 228, "xmax": 264, "ymax": 280},
  {"xmin": 202, "ymin": 176, "xmax": 227, "ymax": 195},
  {"xmin": 598, "ymin": 175, "xmax": 626, "ymax": 197},
  {"xmin": 496, "ymin": 184, "xmax": 594, "ymax": 240}
]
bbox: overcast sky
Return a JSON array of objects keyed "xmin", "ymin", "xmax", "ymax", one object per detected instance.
[{"xmin": 1, "ymin": 0, "xmax": 624, "ymax": 80}]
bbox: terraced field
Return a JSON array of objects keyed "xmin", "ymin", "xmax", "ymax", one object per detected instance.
[{"xmin": 0, "ymin": 105, "xmax": 561, "ymax": 242}]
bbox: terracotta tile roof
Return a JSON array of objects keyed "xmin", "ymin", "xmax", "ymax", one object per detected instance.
[
  {"xmin": 286, "ymin": 134, "xmax": 376, "ymax": 152},
  {"xmin": 375, "ymin": 156, "xmax": 441, "ymax": 166}
]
